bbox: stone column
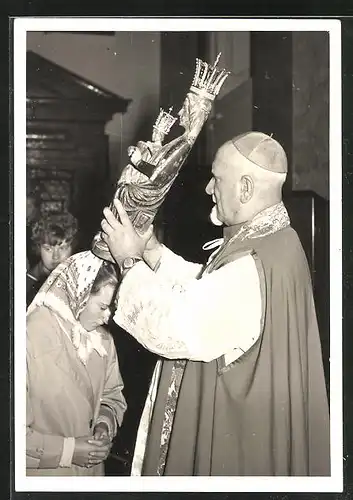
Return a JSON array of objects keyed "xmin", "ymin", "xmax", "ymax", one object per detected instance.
[
  {"xmin": 206, "ymin": 31, "xmax": 252, "ymax": 164},
  {"xmin": 291, "ymin": 32, "xmax": 329, "ymax": 199},
  {"xmin": 251, "ymin": 31, "xmax": 329, "ymax": 199}
]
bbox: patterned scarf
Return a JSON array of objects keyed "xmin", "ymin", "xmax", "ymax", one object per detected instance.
[
  {"xmin": 223, "ymin": 201, "xmax": 290, "ymax": 242},
  {"xmin": 27, "ymin": 251, "xmax": 108, "ymax": 365}
]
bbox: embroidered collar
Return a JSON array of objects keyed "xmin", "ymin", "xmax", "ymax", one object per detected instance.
[
  {"xmin": 224, "ymin": 201, "xmax": 290, "ymax": 242},
  {"xmin": 203, "ymin": 202, "xmax": 290, "ymax": 253}
]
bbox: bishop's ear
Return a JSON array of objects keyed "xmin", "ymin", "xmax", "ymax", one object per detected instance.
[{"xmin": 240, "ymin": 175, "xmax": 254, "ymax": 204}]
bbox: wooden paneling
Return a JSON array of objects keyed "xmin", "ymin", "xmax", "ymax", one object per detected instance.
[{"xmin": 26, "ymin": 50, "xmax": 131, "ymax": 247}]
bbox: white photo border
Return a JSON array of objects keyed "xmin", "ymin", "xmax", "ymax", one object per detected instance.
[{"xmin": 14, "ymin": 17, "xmax": 343, "ymax": 493}]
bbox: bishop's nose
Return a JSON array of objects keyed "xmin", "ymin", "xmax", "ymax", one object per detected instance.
[{"xmin": 205, "ymin": 178, "xmax": 214, "ymax": 195}]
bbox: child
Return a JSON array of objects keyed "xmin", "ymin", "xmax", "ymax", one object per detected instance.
[{"xmin": 26, "ymin": 212, "xmax": 78, "ymax": 307}]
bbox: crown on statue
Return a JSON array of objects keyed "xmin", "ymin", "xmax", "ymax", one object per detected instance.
[
  {"xmin": 153, "ymin": 107, "xmax": 178, "ymax": 136},
  {"xmin": 190, "ymin": 52, "xmax": 230, "ymax": 101}
]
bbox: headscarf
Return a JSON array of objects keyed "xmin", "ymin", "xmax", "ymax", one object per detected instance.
[{"xmin": 27, "ymin": 250, "xmax": 109, "ymax": 364}]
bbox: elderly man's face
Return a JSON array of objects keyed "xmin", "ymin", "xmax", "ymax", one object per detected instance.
[{"xmin": 205, "ymin": 143, "xmax": 243, "ymax": 226}]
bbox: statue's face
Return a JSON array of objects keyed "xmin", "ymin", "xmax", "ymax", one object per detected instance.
[
  {"xmin": 178, "ymin": 92, "xmax": 211, "ymax": 130},
  {"xmin": 152, "ymin": 128, "xmax": 164, "ymax": 143},
  {"xmin": 178, "ymin": 94, "xmax": 192, "ymax": 129}
]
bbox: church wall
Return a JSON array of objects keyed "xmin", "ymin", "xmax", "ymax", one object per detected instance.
[{"xmin": 26, "ymin": 31, "xmax": 161, "ymax": 182}]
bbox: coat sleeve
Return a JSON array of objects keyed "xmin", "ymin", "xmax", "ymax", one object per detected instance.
[
  {"xmin": 96, "ymin": 335, "xmax": 127, "ymax": 438},
  {"xmin": 26, "ymin": 308, "xmax": 75, "ymax": 469},
  {"xmin": 26, "ymin": 352, "xmax": 65, "ymax": 469}
]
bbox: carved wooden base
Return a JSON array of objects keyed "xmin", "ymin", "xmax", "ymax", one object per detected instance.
[{"xmin": 91, "ymin": 234, "xmax": 115, "ymax": 263}]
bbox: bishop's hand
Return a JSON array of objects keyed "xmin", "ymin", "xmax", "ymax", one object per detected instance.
[{"xmin": 101, "ymin": 199, "xmax": 153, "ymax": 268}]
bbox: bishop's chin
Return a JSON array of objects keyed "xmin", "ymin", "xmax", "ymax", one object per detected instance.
[{"xmin": 209, "ymin": 205, "xmax": 223, "ymax": 226}]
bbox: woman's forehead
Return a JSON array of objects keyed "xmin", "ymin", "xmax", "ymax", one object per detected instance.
[
  {"xmin": 42, "ymin": 238, "xmax": 71, "ymax": 248},
  {"xmin": 95, "ymin": 283, "xmax": 115, "ymax": 302}
]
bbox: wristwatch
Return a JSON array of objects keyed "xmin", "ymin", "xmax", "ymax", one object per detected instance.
[{"xmin": 120, "ymin": 256, "xmax": 142, "ymax": 273}]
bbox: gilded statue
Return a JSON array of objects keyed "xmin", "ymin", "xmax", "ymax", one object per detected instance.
[{"xmin": 92, "ymin": 53, "xmax": 229, "ymax": 262}]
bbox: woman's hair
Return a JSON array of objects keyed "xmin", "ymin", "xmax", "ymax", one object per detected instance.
[
  {"xmin": 91, "ymin": 261, "xmax": 119, "ymax": 295},
  {"xmin": 31, "ymin": 212, "xmax": 78, "ymax": 251}
]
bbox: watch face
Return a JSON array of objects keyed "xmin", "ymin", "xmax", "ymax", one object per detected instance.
[{"xmin": 124, "ymin": 257, "xmax": 134, "ymax": 269}]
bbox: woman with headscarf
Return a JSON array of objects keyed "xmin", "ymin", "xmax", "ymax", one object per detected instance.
[{"xmin": 26, "ymin": 251, "xmax": 127, "ymax": 476}]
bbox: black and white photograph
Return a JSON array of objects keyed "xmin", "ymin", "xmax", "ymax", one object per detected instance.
[{"xmin": 13, "ymin": 17, "xmax": 342, "ymax": 493}]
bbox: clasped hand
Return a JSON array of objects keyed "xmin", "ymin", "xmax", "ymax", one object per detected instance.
[
  {"xmin": 72, "ymin": 424, "xmax": 112, "ymax": 468},
  {"xmin": 101, "ymin": 199, "xmax": 153, "ymax": 267}
]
